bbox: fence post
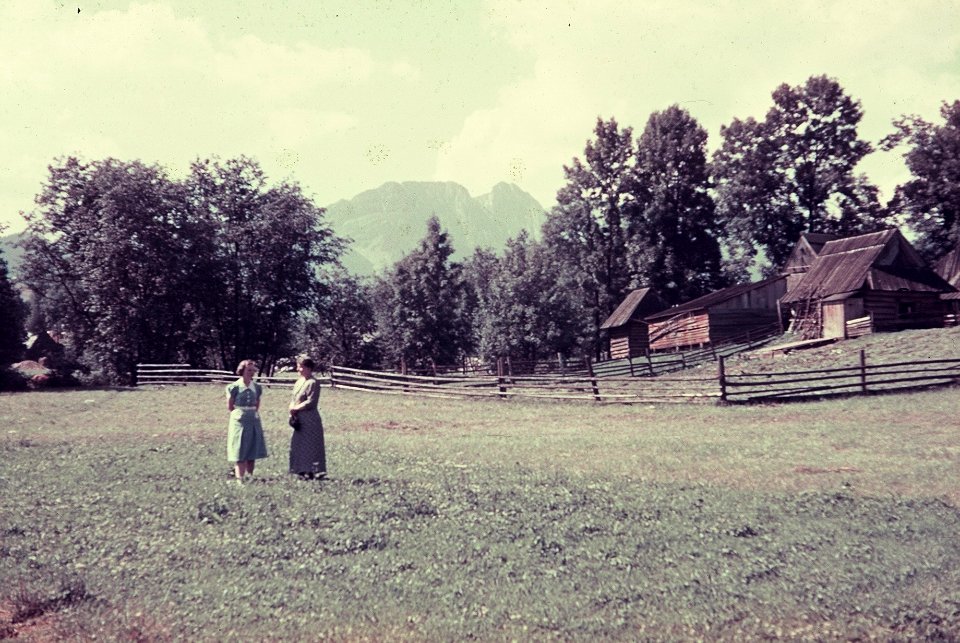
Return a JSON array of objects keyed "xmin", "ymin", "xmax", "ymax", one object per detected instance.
[
  {"xmin": 628, "ymin": 355, "xmax": 635, "ymax": 377},
  {"xmin": 506, "ymin": 356, "xmax": 514, "ymax": 381},
  {"xmin": 680, "ymin": 352, "xmax": 687, "ymax": 369},
  {"xmin": 718, "ymin": 355, "xmax": 728, "ymax": 404},
  {"xmin": 646, "ymin": 348, "xmax": 654, "ymax": 376},
  {"xmin": 859, "ymin": 349, "xmax": 868, "ymax": 394},
  {"xmin": 329, "ymin": 366, "xmax": 337, "ymax": 389},
  {"xmin": 497, "ymin": 358, "xmax": 507, "ymax": 399},
  {"xmin": 584, "ymin": 354, "xmax": 601, "ymax": 401}
]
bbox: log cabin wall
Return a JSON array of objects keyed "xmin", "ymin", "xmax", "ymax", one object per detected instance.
[
  {"xmin": 608, "ymin": 322, "xmax": 652, "ymax": 360},
  {"xmin": 862, "ymin": 291, "xmax": 948, "ymax": 332}
]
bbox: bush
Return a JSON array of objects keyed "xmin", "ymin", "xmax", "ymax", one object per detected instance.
[{"xmin": 0, "ymin": 366, "xmax": 28, "ymax": 391}]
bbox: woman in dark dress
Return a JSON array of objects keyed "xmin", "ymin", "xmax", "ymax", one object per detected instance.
[{"xmin": 288, "ymin": 357, "xmax": 326, "ymax": 480}]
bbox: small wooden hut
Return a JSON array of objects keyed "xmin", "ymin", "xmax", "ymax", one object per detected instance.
[
  {"xmin": 935, "ymin": 245, "xmax": 960, "ymax": 325},
  {"xmin": 643, "ymin": 276, "xmax": 786, "ymax": 352},
  {"xmin": 781, "ymin": 232, "xmax": 838, "ymax": 292},
  {"xmin": 599, "ymin": 288, "xmax": 667, "ymax": 359},
  {"xmin": 780, "ymin": 229, "xmax": 956, "ymax": 339}
]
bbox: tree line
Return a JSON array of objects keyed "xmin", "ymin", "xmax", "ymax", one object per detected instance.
[{"xmin": 1, "ymin": 75, "xmax": 958, "ymax": 384}]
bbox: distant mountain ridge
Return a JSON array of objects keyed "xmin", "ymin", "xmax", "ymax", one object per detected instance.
[
  {"xmin": 1, "ymin": 181, "xmax": 548, "ymax": 278},
  {"xmin": 323, "ymin": 181, "xmax": 546, "ymax": 275}
]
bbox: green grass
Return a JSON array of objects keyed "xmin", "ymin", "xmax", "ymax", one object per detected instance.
[{"xmin": 2, "ymin": 385, "xmax": 960, "ymax": 640}]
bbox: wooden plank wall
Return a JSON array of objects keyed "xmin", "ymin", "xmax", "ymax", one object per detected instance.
[
  {"xmin": 609, "ymin": 323, "xmax": 651, "ymax": 360},
  {"xmin": 864, "ymin": 292, "xmax": 948, "ymax": 332},
  {"xmin": 708, "ymin": 309, "xmax": 780, "ymax": 343}
]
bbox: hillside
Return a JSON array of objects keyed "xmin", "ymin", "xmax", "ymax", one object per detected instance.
[
  {"xmin": 0, "ymin": 232, "xmax": 24, "ymax": 274},
  {"xmin": 728, "ymin": 325, "xmax": 960, "ymax": 374},
  {"xmin": 323, "ymin": 181, "xmax": 546, "ymax": 275}
]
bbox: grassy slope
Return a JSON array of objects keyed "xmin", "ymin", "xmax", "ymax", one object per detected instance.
[{"xmin": 2, "ymin": 333, "xmax": 960, "ymax": 640}]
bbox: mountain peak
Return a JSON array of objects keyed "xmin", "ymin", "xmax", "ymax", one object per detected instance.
[{"xmin": 325, "ymin": 181, "xmax": 545, "ymax": 274}]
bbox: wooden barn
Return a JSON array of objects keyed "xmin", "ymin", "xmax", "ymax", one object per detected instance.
[
  {"xmin": 643, "ymin": 276, "xmax": 787, "ymax": 352},
  {"xmin": 935, "ymin": 244, "xmax": 960, "ymax": 288},
  {"xmin": 781, "ymin": 232, "xmax": 838, "ymax": 292},
  {"xmin": 780, "ymin": 229, "xmax": 956, "ymax": 340},
  {"xmin": 599, "ymin": 288, "xmax": 667, "ymax": 359},
  {"xmin": 935, "ymin": 245, "xmax": 960, "ymax": 325}
]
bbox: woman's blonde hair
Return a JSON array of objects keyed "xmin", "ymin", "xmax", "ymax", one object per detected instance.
[{"xmin": 236, "ymin": 359, "xmax": 258, "ymax": 376}]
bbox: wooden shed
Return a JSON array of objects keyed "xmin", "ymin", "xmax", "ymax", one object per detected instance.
[
  {"xmin": 643, "ymin": 276, "xmax": 787, "ymax": 352},
  {"xmin": 599, "ymin": 288, "xmax": 667, "ymax": 359},
  {"xmin": 936, "ymin": 246, "xmax": 960, "ymax": 325},
  {"xmin": 780, "ymin": 229, "xmax": 956, "ymax": 339},
  {"xmin": 781, "ymin": 232, "xmax": 838, "ymax": 293},
  {"xmin": 935, "ymin": 244, "xmax": 960, "ymax": 288}
]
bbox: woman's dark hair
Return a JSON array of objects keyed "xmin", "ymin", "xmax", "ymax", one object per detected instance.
[{"xmin": 298, "ymin": 357, "xmax": 316, "ymax": 370}]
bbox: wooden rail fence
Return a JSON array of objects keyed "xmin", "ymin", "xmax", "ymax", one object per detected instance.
[
  {"xmin": 138, "ymin": 353, "xmax": 960, "ymax": 405},
  {"xmin": 328, "ymin": 364, "xmax": 719, "ymax": 404},
  {"xmin": 720, "ymin": 351, "xmax": 960, "ymax": 403},
  {"xmin": 135, "ymin": 364, "xmax": 327, "ymax": 388}
]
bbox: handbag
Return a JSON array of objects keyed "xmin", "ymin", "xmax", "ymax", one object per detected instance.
[{"xmin": 288, "ymin": 414, "xmax": 301, "ymax": 430}]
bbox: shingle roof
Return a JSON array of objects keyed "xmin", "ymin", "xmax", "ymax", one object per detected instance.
[
  {"xmin": 936, "ymin": 245, "xmax": 960, "ymax": 287},
  {"xmin": 600, "ymin": 288, "xmax": 663, "ymax": 329},
  {"xmin": 781, "ymin": 229, "xmax": 954, "ymax": 304},
  {"xmin": 644, "ymin": 276, "xmax": 784, "ymax": 322}
]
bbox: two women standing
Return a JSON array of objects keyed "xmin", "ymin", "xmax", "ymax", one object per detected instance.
[{"xmin": 225, "ymin": 358, "xmax": 326, "ymax": 482}]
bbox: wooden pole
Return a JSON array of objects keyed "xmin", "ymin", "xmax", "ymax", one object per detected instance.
[
  {"xmin": 497, "ymin": 357, "xmax": 506, "ymax": 399},
  {"xmin": 718, "ymin": 355, "xmax": 727, "ymax": 404},
  {"xmin": 585, "ymin": 354, "xmax": 601, "ymax": 401},
  {"xmin": 628, "ymin": 355, "xmax": 635, "ymax": 377},
  {"xmin": 859, "ymin": 349, "xmax": 868, "ymax": 394},
  {"xmin": 646, "ymin": 348, "xmax": 654, "ymax": 376}
]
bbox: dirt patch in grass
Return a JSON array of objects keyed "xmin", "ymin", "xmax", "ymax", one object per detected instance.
[{"xmin": 793, "ymin": 465, "xmax": 863, "ymax": 474}]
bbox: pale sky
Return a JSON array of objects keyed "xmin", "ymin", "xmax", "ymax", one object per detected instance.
[{"xmin": 1, "ymin": 0, "xmax": 959, "ymax": 234}]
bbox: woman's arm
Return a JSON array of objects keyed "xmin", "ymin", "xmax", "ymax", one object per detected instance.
[{"xmin": 289, "ymin": 379, "xmax": 319, "ymax": 412}]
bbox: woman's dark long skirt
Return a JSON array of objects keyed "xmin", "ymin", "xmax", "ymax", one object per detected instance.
[{"xmin": 289, "ymin": 410, "xmax": 326, "ymax": 477}]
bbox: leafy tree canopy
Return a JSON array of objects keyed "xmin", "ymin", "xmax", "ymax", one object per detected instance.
[
  {"xmin": 713, "ymin": 75, "xmax": 885, "ymax": 273},
  {"xmin": 881, "ymin": 100, "xmax": 960, "ymax": 260}
]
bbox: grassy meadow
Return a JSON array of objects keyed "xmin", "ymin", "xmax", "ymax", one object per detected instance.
[{"xmin": 2, "ymin": 381, "xmax": 960, "ymax": 640}]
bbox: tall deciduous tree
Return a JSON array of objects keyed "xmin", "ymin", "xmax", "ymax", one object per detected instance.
[
  {"xmin": 475, "ymin": 231, "xmax": 581, "ymax": 365},
  {"xmin": 372, "ymin": 216, "xmax": 469, "ymax": 371},
  {"xmin": 184, "ymin": 157, "xmax": 344, "ymax": 373},
  {"xmin": 713, "ymin": 75, "xmax": 882, "ymax": 273},
  {"xmin": 297, "ymin": 266, "xmax": 381, "ymax": 369},
  {"xmin": 20, "ymin": 157, "xmax": 199, "ymax": 382},
  {"xmin": 544, "ymin": 117, "xmax": 637, "ymax": 356},
  {"xmin": 881, "ymin": 100, "xmax": 960, "ymax": 260},
  {"xmin": 630, "ymin": 105, "xmax": 725, "ymax": 302},
  {"xmin": 20, "ymin": 155, "xmax": 344, "ymax": 383}
]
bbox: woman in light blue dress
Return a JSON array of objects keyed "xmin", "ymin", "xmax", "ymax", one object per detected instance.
[{"xmin": 226, "ymin": 359, "xmax": 269, "ymax": 482}]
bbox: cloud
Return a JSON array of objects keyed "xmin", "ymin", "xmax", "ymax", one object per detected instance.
[
  {"xmin": 439, "ymin": 0, "xmax": 960, "ymax": 208},
  {"xmin": 0, "ymin": 0, "xmax": 392, "ymax": 230}
]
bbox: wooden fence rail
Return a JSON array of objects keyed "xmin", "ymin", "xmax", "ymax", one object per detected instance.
[
  {"xmin": 329, "ymin": 364, "xmax": 719, "ymax": 404},
  {"xmin": 721, "ymin": 352, "xmax": 960, "ymax": 403},
  {"xmin": 135, "ymin": 364, "xmax": 328, "ymax": 388},
  {"xmin": 138, "ymin": 353, "xmax": 960, "ymax": 406}
]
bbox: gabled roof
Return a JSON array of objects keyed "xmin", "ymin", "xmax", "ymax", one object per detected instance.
[
  {"xmin": 782, "ymin": 232, "xmax": 840, "ymax": 274},
  {"xmin": 936, "ymin": 245, "xmax": 960, "ymax": 287},
  {"xmin": 600, "ymin": 288, "xmax": 666, "ymax": 329},
  {"xmin": 781, "ymin": 229, "xmax": 954, "ymax": 304},
  {"xmin": 644, "ymin": 276, "xmax": 784, "ymax": 322}
]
